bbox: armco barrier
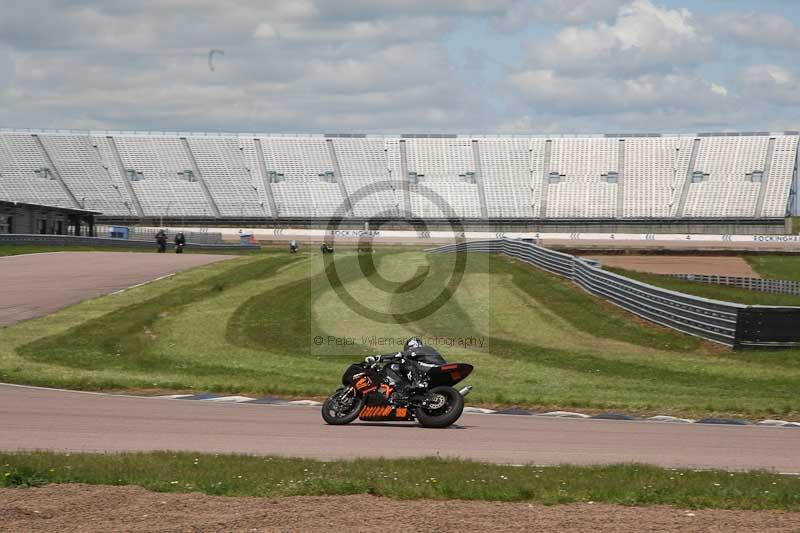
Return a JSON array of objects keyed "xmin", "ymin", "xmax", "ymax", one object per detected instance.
[
  {"xmin": 428, "ymin": 239, "xmax": 799, "ymax": 348},
  {"xmin": 0, "ymin": 234, "xmax": 259, "ymax": 251}
]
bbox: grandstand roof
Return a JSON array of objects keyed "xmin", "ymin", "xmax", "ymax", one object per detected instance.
[{"xmin": 0, "ymin": 199, "xmax": 101, "ymax": 215}]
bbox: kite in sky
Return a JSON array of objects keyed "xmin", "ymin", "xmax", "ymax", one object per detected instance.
[{"xmin": 208, "ymin": 49, "xmax": 224, "ymax": 71}]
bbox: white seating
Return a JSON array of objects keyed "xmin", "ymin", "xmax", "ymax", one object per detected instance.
[
  {"xmin": 39, "ymin": 134, "xmax": 132, "ymax": 215},
  {"xmin": 132, "ymin": 180, "xmax": 214, "ymax": 217},
  {"xmin": 96, "ymin": 134, "xmax": 211, "ymax": 217},
  {"xmin": 404, "ymin": 138, "xmax": 481, "ymax": 217},
  {"xmin": 762, "ymin": 136, "xmax": 797, "ymax": 218},
  {"xmin": 546, "ymin": 138, "xmax": 618, "ymax": 218},
  {"xmin": 0, "ymin": 131, "xmax": 797, "ymax": 221},
  {"xmin": 187, "ymin": 137, "xmax": 268, "ymax": 217},
  {"xmin": 623, "ymin": 137, "xmax": 693, "ymax": 218},
  {"xmin": 261, "ymin": 137, "xmax": 345, "ymax": 217},
  {"xmin": 332, "ymin": 138, "xmax": 399, "ymax": 217},
  {"xmin": 683, "ymin": 136, "xmax": 769, "ymax": 217},
  {"xmin": 480, "ymin": 138, "xmax": 544, "ymax": 218},
  {"xmin": 0, "ymin": 134, "xmax": 75, "ymax": 208},
  {"xmin": 114, "ymin": 135, "xmax": 192, "ymax": 180}
]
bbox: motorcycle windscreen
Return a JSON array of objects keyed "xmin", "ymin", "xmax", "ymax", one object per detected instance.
[{"xmin": 426, "ymin": 363, "xmax": 473, "ymax": 387}]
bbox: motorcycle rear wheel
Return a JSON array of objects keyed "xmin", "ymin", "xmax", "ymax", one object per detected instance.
[
  {"xmin": 415, "ymin": 386, "xmax": 464, "ymax": 428},
  {"xmin": 321, "ymin": 389, "xmax": 363, "ymax": 425}
]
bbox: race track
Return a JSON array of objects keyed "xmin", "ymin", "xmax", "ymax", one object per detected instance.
[
  {"xmin": 0, "ymin": 252, "xmax": 233, "ymax": 327},
  {"xmin": 2, "ymin": 384, "xmax": 798, "ymax": 471}
]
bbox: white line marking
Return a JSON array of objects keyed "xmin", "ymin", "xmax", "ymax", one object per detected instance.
[
  {"xmin": 109, "ymin": 273, "xmax": 176, "ymax": 295},
  {"xmin": 288, "ymin": 400, "xmax": 323, "ymax": 406},
  {"xmin": 205, "ymin": 396, "xmax": 256, "ymax": 403}
]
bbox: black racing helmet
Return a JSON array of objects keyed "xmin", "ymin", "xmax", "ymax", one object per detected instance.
[{"xmin": 404, "ymin": 336, "xmax": 423, "ymax": 351}]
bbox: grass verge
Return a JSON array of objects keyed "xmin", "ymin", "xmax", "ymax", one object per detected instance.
[
  {"xmin": 746, "ymin": 255, "xmax": 800, "ymax": 283},
  {"xmin": 3, "ymin": 250, "xmax": 800, "ymax": 419},
  {"xmin": 1, "ymin": 452, "xmax": 798, "ymax": 511}
]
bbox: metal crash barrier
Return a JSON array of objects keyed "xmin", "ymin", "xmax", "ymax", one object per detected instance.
[{"xmin": 428, "ymin": 238, "xmax": 800, "ymax": 348}]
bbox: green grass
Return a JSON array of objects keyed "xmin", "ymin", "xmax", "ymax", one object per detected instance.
[
  {"xmin": 746, "ymin": 255, "xmax": 800, "ymax": 283},
  {"xmin": 2, "ymin": 249, "xmax": 800, "ymax": 419},
  {"xmin": 2, "ymin": 452, "xmax": 799, "ymax": 510}
]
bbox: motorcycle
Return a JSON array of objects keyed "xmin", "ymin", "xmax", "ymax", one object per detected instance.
[{"xmin": 321, "ymin": 354, "xmax": 473, "ymax": 428}]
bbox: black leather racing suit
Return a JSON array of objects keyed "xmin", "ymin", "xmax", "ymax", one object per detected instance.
[{"xmin": 381, "ymin": 345, "xmax": 445, "ymax": 391}]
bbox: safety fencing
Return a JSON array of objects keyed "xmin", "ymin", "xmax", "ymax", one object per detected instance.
[
  {"xmin": 428, "ymin": 239, "xmax": 800, "ymax": 348},
  {"xmin": 671, "ymin": 274, "xmax": 800, "ymax": 297},
  {"xmin": 94, "ymin": 226, "xmax": 225, "ymax": 244}
]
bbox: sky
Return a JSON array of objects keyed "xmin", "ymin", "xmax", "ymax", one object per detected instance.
[{"xmin": 1, "ymin": 0, "xmax": 800, "ymax": 134}]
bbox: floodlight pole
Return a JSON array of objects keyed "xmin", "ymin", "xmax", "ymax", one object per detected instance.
[{"xmin": 673, "ymin": 147, "xmax": 680, "ymax": 217}]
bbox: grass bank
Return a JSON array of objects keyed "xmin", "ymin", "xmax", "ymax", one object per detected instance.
[
  {"xmin": 3, "ymin": 250, "xmax": 800, "ymax": 419},
  {"xmin": 746, "ymin": 255, "xmax": 800, "ymax": 282},
  {"xmin": 1, "ymin": 452, "xmax": 798, "ymax": 511}
]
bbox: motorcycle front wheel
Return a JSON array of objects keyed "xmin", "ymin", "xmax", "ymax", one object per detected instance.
[
  {"xmin": 321, "ymin": 388, "xmax": 363, "ymax": 425},
  {"xmin": 415, "ymin": 386, "xmax": 464, "ymax": 428}
]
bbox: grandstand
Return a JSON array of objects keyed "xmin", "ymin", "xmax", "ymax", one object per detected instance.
[{"xmin": 0, "ymin": 130, "xmax": 797, "ymax": 233}]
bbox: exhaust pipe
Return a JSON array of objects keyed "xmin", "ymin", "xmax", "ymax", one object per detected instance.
[{"xmin": 458, "ymin": 385, "xmax": 472, "ymax": 397}]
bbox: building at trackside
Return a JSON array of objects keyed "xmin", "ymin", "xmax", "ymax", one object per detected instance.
[{"xmin": 0, "ymin": 199, "xmax": 99, "ymax": 236}]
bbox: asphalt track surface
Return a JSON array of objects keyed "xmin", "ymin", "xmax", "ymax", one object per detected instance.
[
  {"xmin": 2, "ymin": 384, "xmax": 799, "ymax": 471},
  {"xmin": 0, "ymin": 252, "xmax": 232, "ymax": 327}
]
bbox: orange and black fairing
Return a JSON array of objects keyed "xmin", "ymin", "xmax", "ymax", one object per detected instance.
[
  {"xmin": 343, "ymin": 364, "xmax": 381, "ymax": 395},
  {"xmin": 358, "ymin": 384, "xmax": 413, "ymax": 421},
  {"xmin": 359, "ymin": 404, "xmax": 414, "ymax": 421},
  {"xmin": 426, "ymin": 363, "xmax": 473, "ymax": 387},
  {"xmin": 353, "ymin": 373, "xmax": 378, "ymax": 395}
]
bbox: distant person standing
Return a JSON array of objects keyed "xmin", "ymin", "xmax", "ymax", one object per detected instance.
[
  {"xmin": 289, "ymin": 239, "xmax": 298, "ymax": 254},
  {"xmin": 174, "ymin": 231, "xmax": 186, "ymax": 253},
  {"xmin": 155, "ymin": 229, "xmax": 167, "ymax": 253}
]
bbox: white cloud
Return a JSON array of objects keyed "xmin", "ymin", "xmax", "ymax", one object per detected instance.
[
  {"xmin": 740, "ymin": 64, "xmax": 800, "ymax": 105},
  {"xmin": 525, "ymin": 0, "xmax": 711, "ymax": 76},
  {"xmin": 0, "ymin": 2, "xmax": 483, "ymax": 133},
  {"xmin": 710, "ymin": 83, "xmax": 728, "ymax": 97},
  {"xmin": 710, "ymin": 12, "xmax": 800, "ymax": 50},
  {"xmin": 0, "ymin": 1, "xmax": 798, "ymax": 134},
  {"xmin": 0, "ymin": 47, "xmax": 14, "ymax": 89},
  {"xmin": 253, "ymin": 22, "xmax": 277, "ymax": 40},
  {"xmin": 498, "ymin": 0, "xmax": 744, "ymax": 132},
  {"xmin": 273, "ymin": 0, "xmax": 318, "ymax": 19},
  {"xmin": 253, "ymin": 16, "xmax": 450, "ymax": 43},
  {"xmin": 508, "ymin": 69, "xmax": 730, "ymax": 115},
  {"xmin": 300, "ymin": 44, "xmax": 451, "ymax": 93},
  {"xmin": 491, "ymin": 0, "xmax": 625, "ymax": 32}
]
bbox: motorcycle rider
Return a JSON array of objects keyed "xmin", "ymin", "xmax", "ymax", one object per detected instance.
[
  {"xmin": 155, "ymin": 229, "xmax": 167, "ymax": 253},
  {"xmin": 174, "ymin": 231, "xmax": 186, "ymax": 253},
  {"xmin": 367, "ymin": 337, "xmax": 445, "ymax": 395}
]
